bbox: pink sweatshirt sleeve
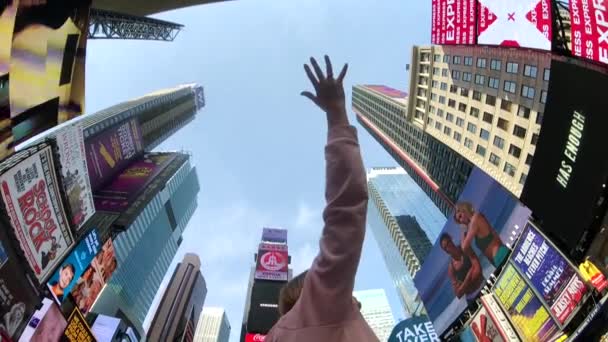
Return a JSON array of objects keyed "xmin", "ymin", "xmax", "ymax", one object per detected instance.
[{"xmin": 296, "ymin": 124, "xmax": 368, "ymax": 325}]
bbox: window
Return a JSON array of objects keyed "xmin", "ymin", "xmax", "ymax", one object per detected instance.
[
  {"xmin": 428, "ymin": 117, "xmax": 433, "ymax": 125},
  {"xmin": 463, "ymin": 72, "xmax": 472, "ymax": 82},
  {"xmin": 493, "ymin": 136, "xmax": 505, "ymax": 149},
  {"xmin": 513, "ymin": 125, "xmax": 527, "ymax": 138},
  {"xmin": 434, "ymin": 54, "xmax": 441, "ymax": 62},
  {"xmin": 470, "ymin": 107, "xmax": 479, "ymax": 118},
  {"xmin": 441, "ymin": 82, "xmax": 448, "ymax": 90},
  {"xmin": 448, "ymin": 99, "xmax": 456, "ymax": 108},
  {"xmin": 497, "ymin": 118, "xmax": 509, "ymax": 131},
  {"xmin": 464, "ymin": 137, "xmax": 474, "ymax": 149},
  {"xmin": 536, "ymin": 112, "xmax": 544, "ymax": 125},
  {"xmin": 524, "ymin": 64, "xmax": 538, "ymax": 78},
  {"xmin": 452, "ymin": 70, "xmax": 461, "ymax": 80},
  {"xmin": 483, "ymin": 112, "xmax": 493, "ymax": 124},
  {"xmin": 509, "ymin": 144, "xmax": 522, "ymax": 158},
  {"xmin": 473, "ymin": 91, "xmax": 482, "ymax": 101},
  {"xmin": 446, "ymin": 112, "xmax": 454, "ymax": 122},
  {"xmin": 488, "ymin": 77, "xmax": 500, "ymax": 89},
  {"xmin": 477, "ymin": 58, "xmax": 487, "ymax": 68},
  {"xmin": 453, "ymin": 56, "xmax": 462, "ymax": 64},
  {"xmin": 435, "ymin": 121, "xmax": 443, "ymax": 130},
  {"xmin": 450, "ymin": 85, "xmax": 458, "ymax": 94},
  {"xmin": 442, "ymin": 69, "xmax": 449, "ymax": 77},
  {"xmin": 439, "ymin": 96, "xmax": 446, "ymax": 104},
  {"xmin": 540, "ymin": 90, "xmax": 547, "ymax": 104},
  {"xmin": 429, "ymin": 106, "xmax": 436, "ymax": 114},
  {"xmin": 504, "ymin": 162, "xmax": 516, "ymax": 177},
  {"xmin": 443, "ymin": 55, "xmax": 451, "ymax": 63},
  {"xmin": 489, "ymin": 153, "xmax": 501, "ymax": 166},
  {"xmin": 525, "ymin": 154, "xmax": 534, "ymax": 166},
  {"xmin": 531, "ymin": 133, "xmax": 539, "ymax": 145},
  {"xmin": 490, "ymin": 59, "xmax": 501, "ymax": 70},
  {"xmin": 475, "ymin": 74, "xmax": 485, "ymax": 85},
  {"xmin": 454, "ymin": 131, "xmax": 462, "ymax": 142},
  {"xmin": 458, "ymin": 103, "xmax": 467, "ymax": 112},
  {"xmin": 437, "ymin": 109, "xmax": 444, "ymax": 117},
  {"xmin": 467, "ymin": 122, "xmax": 477, "ymax": 134},
  {"xmin": 517, "ymin": 105, "xmax": 531, "ymax": 119},
  {"xmin": 460, "ymin": 88, "xmax": 469, "ymax": 97},
  {"xmin": 486, "ymin": 94, "xmax": 496, "ymax": 106},
  {"xmin": 431, "ymin": 93, "xmax": 438, "ymax": 101},
  {"xmin": 503, "ymin": 81, "xmax": 516, "ymax": 93},
  {"xmin": 464, "ymin": 56, "xmax": 473, "ymax": 66},
  {"xmin": 520, "ymin": 173, "xmax": 528, "ymax": 185},
  {"xmin": 432, "ymin": 80, "xmax": 439, "ymax": 88},
  {"xmin": 480, "ymin": 128, "xmax": 490, "ymax": 141},
  {"xmin": 506, "ymin": 62, "xmax": 519, "ymax": 74},
  {"xmin": 501, "ymin": 99, "xmax": 513, "ymax": 112},
  {"xmin": 444, "ymin": 126, "xmax": 452, "ymax": 136},
  {"xmin": 544, "ymin": 68, "xmax": 550, "ymax": 81},
  {"xmin": 456, "ymin": 117, "xmax": 465, "ymax": 127},
  {"xmin": 476, "ymin": 145, "xmax": 487, "ymax": 157},
  {"xmin": 433, "ymin": 67, "xmax": 440, "ymax": 76},
  {"xmin": 521, "ymin": 85, "xmax": 536, "ymax": 99}
]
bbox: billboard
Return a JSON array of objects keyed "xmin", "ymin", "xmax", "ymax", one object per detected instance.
[
  {"xmin": 85, "ymin": 118, "xmax": 144, "ymax": 192},
  {"xmin": 365, "ymin": 85, "xmax": 408, "ymax": 98},
  {"xmin": 511, "ymin": 223, "xmax": 587, "ymax": 325},
  {"xmin": 520, "ymin": 61, "xmax": 608, "ymax": 256},
  {"xmin": 261, "ymin": 228, "xmax": 287, "ymax": 244},
  {"xmin": 255, "ymin": 243, "xmax": 289, "ymax": 282},
  {"xmin": 459, "ymin": 295, "xmax": 520, "ymax": 342},
  {"xmin": 247, "ymin": 280, "xmax": 284, "ymax": 334},
  {"xmin": 0, "ymin": 144, "xmax": 73, "ymax": 282},
  {"xmin": 414, "ymin": 167, "xmax": 531, "ymax": 335},
  {"xmin": 63, "ymin": 307, "xmax": 96, "ymax": 342},
  {"xmin": 47, "ymin": 229, "xmax": 100, "ymax": 304},
  {"xmin": 569, "ymin": 0, "xmax": 608, "ymax": 65},
  {"xmin": 19, "ymin": 298, "xmax": 68, "ymax": 342},
  {"xmin": 70, "ymin": 239, "xmax": 117, "ymax": 315},
  {"xmin": 493, "ymin": 263, "xmax": 559, "ymax": 341},
  {"xmin": 477, "ymin": 0, "xmax": 552, "ymax": 50},
  {"xmin": 387, "ymin": 316, "xmax": 439, "ymax": 342},
  {"xmin": 431, "ymin": 0, "xmax": 477, "ymax": 45},
  {"xmin": 0, "ymin": 0, "xmax": 89, "ymax": 159},
  {"xmin": 94, "ymin": 152, "xmax": 177, "ymax": 212},
  {"xmin": 245, "ymin": 333, "xmax": 266, "ymax": 342},
  {"xmin": 55, "ymin": 123, "xmax": 95, "ymax": 231}
]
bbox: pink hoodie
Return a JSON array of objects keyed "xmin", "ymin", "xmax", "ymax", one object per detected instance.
[{"xmin": 264, "ymin": 125, "xmax": 378, "ymax": 342}]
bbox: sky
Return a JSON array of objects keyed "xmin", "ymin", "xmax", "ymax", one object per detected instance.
[{"xmin": 84, "ymin": 0, "xmax": 431, "ymax": 340}]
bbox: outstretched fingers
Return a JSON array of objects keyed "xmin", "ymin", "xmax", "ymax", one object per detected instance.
[
  {"xmin": 324, "ymin": 55, "xmax": 333, "ymax": 79},
  {"xmin": 337, "ymin": 63, "xmax": 348, "ymax": 84},
  {"xmin": 304, "ymin": 64, "xmax": 319, "ymax": 92},
  {"xmin": 310, "ymin": 57, "xmax": 325, "ymax": 83},
  {"xmin": 300, "ymin": 91, "xmax": 319, "ymax": 106}
]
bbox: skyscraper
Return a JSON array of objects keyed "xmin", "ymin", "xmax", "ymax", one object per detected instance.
[
  {"xmin": 148, "ymin": 253, "xmax": 208, "ymax": 342},
  {"xmin": 195, "ymin": 307, "xmax": 231, "ymax": 342},
  {"xmin": 367, "ymin": 167, "xmax": 446, "ymax": 317},
  {"xmin": 353, "ymin": 289, "xmax": 395, "ymax": 342}
]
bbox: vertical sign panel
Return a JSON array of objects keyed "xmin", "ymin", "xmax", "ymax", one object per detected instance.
[{"xmin": 432, "ymin": 0, "xmax": 477, "ymax": 45}]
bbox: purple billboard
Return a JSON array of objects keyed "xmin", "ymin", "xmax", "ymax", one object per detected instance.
[
  {"xmin": 94, "ymin": 153, "xmax": 177, "ymax": 212},
  {"xmin": 85, "ymin": 119, "xmax": 143, "ymax": 192}
]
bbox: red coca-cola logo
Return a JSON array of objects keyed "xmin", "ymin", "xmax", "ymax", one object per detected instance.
[
  {"xmin": 245, "ymin": 333, "xmax": 266, "ymax": 342},
  {"xmin": 260, "ymin": 251, "xmax": 286, "ymax": 271}
]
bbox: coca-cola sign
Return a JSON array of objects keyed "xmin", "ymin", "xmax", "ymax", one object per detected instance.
[
  {"xmin": 245, "ymin": 333, "xmax": 266, "ymax": 342},
  {"xmin": 255, "ymin": 243, "xmax": 288, "ymax": 281}
]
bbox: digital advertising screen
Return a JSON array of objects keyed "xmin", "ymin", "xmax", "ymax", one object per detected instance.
[
  {"xmin": 387, "ymin": 316, "xmax": 439, "ymax": 342},
  {"xmin": 261, "ymin": 228, "xmax": 287, "ymax": 244},
  {"xmin": 63, "ymin": 307, "xmax": 96, "ymax": 342},
  {"xmin": 414, "ymin": 167, "xmax": 531, "ymax": 335},
  {"xmin": 459, "ymin": 295, "xmax": 520, "ymax": 342},
  {"xmin": 477, "ymin": 0, "xmax": 552, "ymax": 50},
  {"xmin": 569, "ymin": 0, "xmax": 608, "ymax": 65},
  {"xmin": 255, "ymin": 243, "xmax": 289, "ymax": 282},
  {"xmin": 431, "ymin": 0, "xmax": 477, "ymax": 45},
  {"xmin": 20, "ymin": 298, "xmax": 68, "ymax": 342},
  {"xmin": 247, "ymin": 280, "xmax": 285, "ymax": 334}
]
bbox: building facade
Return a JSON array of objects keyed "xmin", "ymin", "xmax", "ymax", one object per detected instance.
[
  {"xmin": 367, "ymin": 167, "xmax": 445, "ymax": 316},
  {"xmin": 353, "ymin": 289, "xmax": 395, "ymax": 342},
  {"xmin": 195, "ymin": 307, "xmax": 231, "ymax": 342},
  {"xmin": 408, "ymin": 45, "xmax": 551, "ymax": 197}
]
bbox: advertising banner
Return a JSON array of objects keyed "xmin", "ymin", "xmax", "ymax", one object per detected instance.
[
  {"xmin": 47, "ymin": 229, "xmax": 100, "ymax": 304},
  {"xmin": 520, "ymin": 61, "xmax": 608, "ymax": 256},
  {"xmin": 56, "ymin": 123, "xmax": 95, "ymax": 231},
  {"xmin": 569, "ymin": 0, "xmax": 608, "ymax": 65},
  {"xmin": 247, "ymin": 280, "xmax": 284, "ymax": 334},
  {"xmin": 477, "ymin": 0, "xmax": 552, "ymax": 50},
  {"xmin": 431, "ymin": 0, "xmax": 477, "ymax": 45},
  {"xmin": 493, "ymin": 263, "xmax": 559, "ymax": 342},
  {"xmin": 70, "ymin": 239, "xmax": 117, "ymax": 315},
  {"xmin": 579, "ymin": 259, "xmax": 608, "ymax": 292},
  {"xmin": 0, "ymin": 145, "xmax": 73, "ymax": 282},
  {"xmin": 261, "ymin": 228, "xmax": 288, "ymax": 244},
  {"xmin": 63, "ymin": 307, "xmax": 96, "ymax": 342},
  {"xmin": 414, "ymin": 167, "xmax": 531, "ymax": 335},
  {"xmin": 460, "ymin": 295, "xmax": 521, "ymax": 342},
  {"xmin": 255, "ymin": 243, "xmax": 289, "ymax": 282},
  {"xmin": 245, "ymin": 333, "xmax": 266, "ymax": 342},
  {"xmin": 19, "ymin": 298, "xmax": 68, "ymax": 342},
  {"xmin": 511, "ymin": 223, "xmax": 587, "ymax": 325},
  {"xmin": 387, "ymin": 316, "xmax": 439, "ymax": 342},
  {"xmin": 94, "ymin": 152, "xmax": 177, "ymax": 212},
  {"xmin": 85, "ymin": 118, "xmax": 144, "ymax": 192}
]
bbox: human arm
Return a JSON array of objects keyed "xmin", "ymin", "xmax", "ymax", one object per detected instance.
[
  {"xmin": 447, "ymin": 263, "xmax": 463, "ymax": 298},
  {"xmin": 457, "ymin": 250, "xmax": 482, "ymax": 296},
  {"xmin": 461, "ymin": 220, "xmax": 479, "ymax": 252}
]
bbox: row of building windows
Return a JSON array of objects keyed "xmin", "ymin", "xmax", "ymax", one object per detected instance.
[{"xmin": 435, "ymin": 54, "xmax": 550, "ymax": 81}]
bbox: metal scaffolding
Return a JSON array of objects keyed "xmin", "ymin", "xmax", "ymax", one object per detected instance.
[{"xmin": 88, "ymin": 8, "xmax": 184, "ymax": 41}]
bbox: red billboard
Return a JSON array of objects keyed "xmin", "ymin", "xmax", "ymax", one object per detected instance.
[
  {"xmin": 569, "ymin": 0, "xmax": 608, "ymax": 65},
  {"xmin": 477, "ymin": 0, "xmax": 552, "ymax": 50},
  {"xmin": 245, "ymin": 333, "xmax": 266, "ymax": 342},
  {"xmin": 255, "ymin": 243, "xmax": 288, "ymax": 282},
  {"xmin": 432, "ymin": 0, "xmax": 477, "ymax": 45}
]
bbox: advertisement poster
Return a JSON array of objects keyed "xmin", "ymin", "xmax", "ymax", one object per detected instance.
[
  {"xmin": 261, "ymin": 228, "xmax": 288, "ymax": 244},
  {"xmin": 494, "ymin": 263, "xmax": 559, "ymax": 341},
  {"xmin": 56, "ymin": 123, "xmax": 95, "ymax": 231},
  {"xmin": 63, "ymin": 307, "xmax": 96, "ymax": 342},
  {"xmin": 255, "ymin": 243, "xmax": 288, "ymax": 282},
  {"xmin": 19, "ymin": 298, "xmax": 68, "ymax": 342},
  {"xmin": 0, "ymin": 145, "xmax": 73, "ymax": 282},
  {"xmin": 431, "ymin": 0, "xmax": 477, "ymax": 45},
  {"xmin": 460, "ymin": 295, "xmax": 520, "ymax": 342},
  {"xmin": 511, "ymin": 223, "xmax": 587, "ymax": 324},
  {"xmin": 94, "ymin": 152, "xmax": 177, "ymax": 212},
  {"xmin": 247, "ymin": 280, "xmax": 284, "ymax": 333},
  {"xmin": 85, "ymin": 118, "xmax": 144, "ymax": 192},
  {"xmin": 387, "ymin": 316, "xmax": 439, "ymax": 342},
  {"xmin": 245, "ymin": 333, "xmax": 266, "ymax": 342},
  {"xmin": 70, "ymin": 239, "xmax": 117, "ymax": 315},
  {"xmin": 47, "ymin": 229, "xmax": 100, "ymax": 304},
  {"xmin": 569, "ymin": 0, "xmax": 608, "ymax": 65},
  {"xmin": 414, "ymin": 167, "xmax": 531, "ymax": 335},
  {"xmin": 477, "ymin": 0, "xmax": 552, "ymax": 50},
  {"xmin": 0, "ymin": 0, "xmax": 89, "ymax": 160}
]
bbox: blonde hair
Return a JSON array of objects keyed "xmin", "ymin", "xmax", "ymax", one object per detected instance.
[{"xmin": 454, "ymin": 202, "xmax": 475, "ymax": 222}]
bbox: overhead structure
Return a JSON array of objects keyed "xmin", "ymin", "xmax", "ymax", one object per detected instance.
[
  {"xmin": 92, "ymin": 0, "xmax": 231, "ymax": 17},
  {"xmin": 88, "ymin": 8, "xmax": 183, "ymax": 41}
]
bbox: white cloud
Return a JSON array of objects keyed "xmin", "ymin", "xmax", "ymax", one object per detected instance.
[{"xmin": 295, "ymin": 202, "xmax": 319, "ymax": 230}]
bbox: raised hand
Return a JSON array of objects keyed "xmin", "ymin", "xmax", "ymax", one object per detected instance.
[{"xmin": 301, "ymin": 55, "xmax": 349, "ymax": 127}]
